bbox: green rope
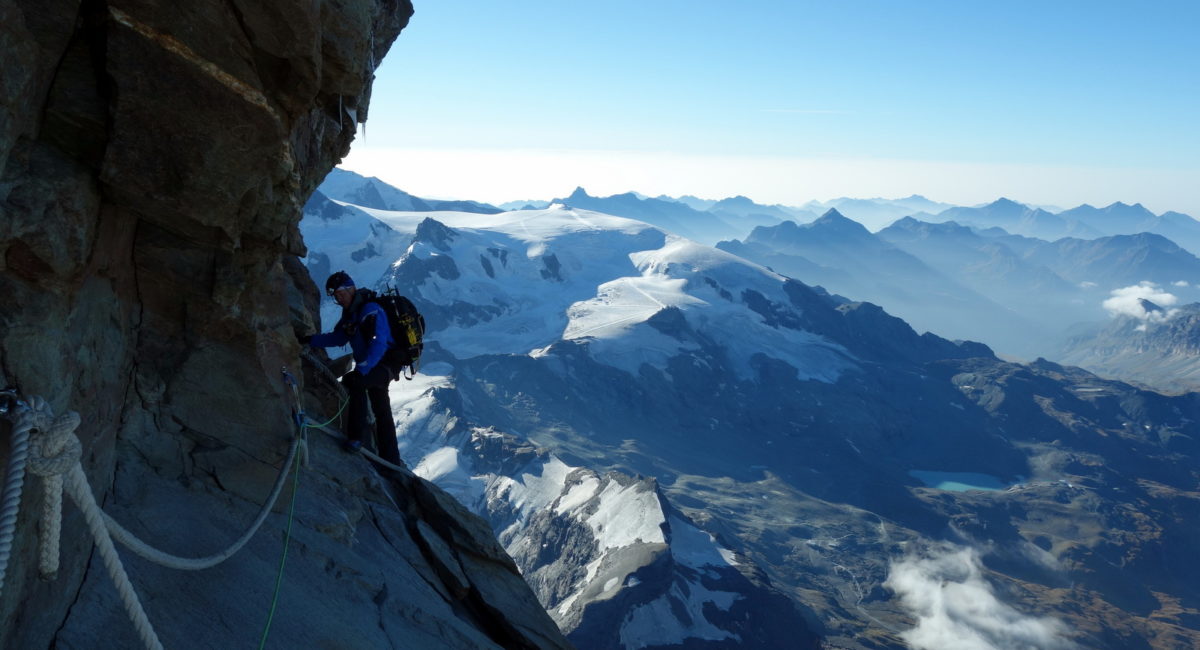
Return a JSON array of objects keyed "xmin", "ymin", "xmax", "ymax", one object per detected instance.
[
  {"xmin": 303, "ymin": 398, "xmax": 348, "ymax": 430},
  {"xmin": 257, "ymin": 435, "xmax": 302, "ymax": 650},
  {"xmin": 257, "ymin": 393, "xmax": 348, "ymax": 647}
]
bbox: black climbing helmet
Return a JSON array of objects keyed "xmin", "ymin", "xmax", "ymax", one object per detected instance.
[{"xmin": 325, "ymin": 270, "xmax": 355, "ymax": 296}]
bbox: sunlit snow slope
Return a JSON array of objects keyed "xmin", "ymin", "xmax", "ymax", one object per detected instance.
[
  {"xmin": 301, "ymin": 182, "xmax": 1200, "ymax": 650},
  {"xmin": 310, "ymin": 202, "xmax": 856, "ymax": 382}
]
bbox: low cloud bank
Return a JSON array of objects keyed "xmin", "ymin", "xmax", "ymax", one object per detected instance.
[
  {"xmin": 1102, "ymin": 281, "xmax": 1178, "ymax": 325},
  {"xmin": 885, "ymin": 544, "xmax": 1076, "ymax": 650}
]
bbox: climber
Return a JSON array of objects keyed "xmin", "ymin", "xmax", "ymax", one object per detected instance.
[{"xmin": 299, "ymin": 271, "xmax": 403, "ymax": 467}]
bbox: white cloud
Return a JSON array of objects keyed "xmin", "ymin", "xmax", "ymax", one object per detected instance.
[
  {"xmin": 885, "ymin": 544, "xmax": 1077, "ymax": 650},
  {"xmin": 1173, "ymin": 280, "xmax": 1190, "ymax": 287},
  {"xmin": 1078, "ymin": 281, "xmax": 1098, "ymax": 289},
  {"xmin": 1101, "ymin": 281, "xmax": 1179, "ymax": 323}
]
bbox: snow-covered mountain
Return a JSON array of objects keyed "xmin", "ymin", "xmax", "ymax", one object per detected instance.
[
  {"xmin": 393, "ymin": 378, "xmax": 812, "ymax": 649},
  {"xmin": 549, "ymin": 187, "xmax": 745, "ymax": 245},
  {"xmin": 301, "ymin": 190, "xmax": 413, "ymax": 332},
  {"xmin": 303, "ymin": 203, "xmax": 847, "ymax": 646},
  {"xmin": 320, "ymin": 168, "xmax": 503, "ymax": 214},
  {"xmin": 299, "ymin": 178, "xmax": 1200, "ymax": 649}
]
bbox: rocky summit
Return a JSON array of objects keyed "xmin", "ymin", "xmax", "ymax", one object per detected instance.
[{"xmin": 1, "ymin": 3, "xmax": 567, "ymax": 649}]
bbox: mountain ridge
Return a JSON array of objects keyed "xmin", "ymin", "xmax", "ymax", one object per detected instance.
[
  {"xmin": 300, "ymin": 189, "xmax": 1200, "ymax": 648},
  {"xmin": 719, "ymin": 212, "xmax": 1039, "ymax": 356}
]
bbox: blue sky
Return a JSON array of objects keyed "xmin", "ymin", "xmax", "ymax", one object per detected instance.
[{"xmin": 342, "ymin": 0, "xmax": 1199, "ymax": 215}]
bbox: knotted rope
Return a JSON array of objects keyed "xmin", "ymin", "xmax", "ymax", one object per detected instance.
[
  {"xmin": 17, "ymin": 397, "xmax": 163, "ymax": 650},
  {"xmin": 0, "ymin": 398, "xmax": 33, "ymax": 594},
  {"xmin": 26, "ymin": 403, "xmax": 82, "ymax": 580},
  {"xmin": 0, "ymin": 366, "xmax": 407, "ymax": 650},
  {"xmin": 0, "ymin": 393, "xmax": 304, "ymax": 650}
]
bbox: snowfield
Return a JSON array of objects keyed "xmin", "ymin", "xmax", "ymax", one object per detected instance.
[
  {"xmin": 301, "ymin": 199, "xmax": 838, "ymax": 648},
  {"xmin": 303, "ymin": 203, "xmax": 857, "ymax": 382}
]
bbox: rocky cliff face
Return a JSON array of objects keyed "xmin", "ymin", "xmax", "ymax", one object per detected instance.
[
  {"xmin": 0, "ymin": 2, "xmax": 567, "ymax": 648},
  {"xmin": 1058, "ymin": 303, "xmax": 1200, "ymax": 393}
]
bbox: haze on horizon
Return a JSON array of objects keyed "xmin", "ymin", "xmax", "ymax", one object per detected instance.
[{"xmin": 340, "ymin": 0, "xmax": 1199, "ymax": 216}]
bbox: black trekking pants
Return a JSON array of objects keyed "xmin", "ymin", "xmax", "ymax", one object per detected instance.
[{"xmin": 342, "ymin": 364, "xmax": 402, "ymax": 466}]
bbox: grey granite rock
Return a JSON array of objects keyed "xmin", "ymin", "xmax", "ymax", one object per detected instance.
[{"xmin": 0, "ymin": 1, "xmax": 569, "ymax": 648}]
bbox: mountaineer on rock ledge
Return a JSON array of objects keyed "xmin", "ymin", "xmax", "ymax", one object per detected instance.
[{"xmin": 301, "ymin": 270, "xmax": 403, "ymax": 467}]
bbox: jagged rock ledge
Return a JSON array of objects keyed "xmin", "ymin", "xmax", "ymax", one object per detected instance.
[{"xmin": 1, "ymin": 1, "xmax": 568, "ymax": 647}]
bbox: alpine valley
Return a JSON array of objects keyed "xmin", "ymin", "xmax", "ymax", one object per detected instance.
[{"xmin": 301, "ymin": 171, "xmax": 1200, "ymax": 649}]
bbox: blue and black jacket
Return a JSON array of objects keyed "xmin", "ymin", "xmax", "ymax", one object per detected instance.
[{"xmin": 309, "ymin": 290, "xmax": 394, "ymax": 376}]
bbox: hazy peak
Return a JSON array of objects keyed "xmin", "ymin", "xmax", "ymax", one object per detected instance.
[
  {"xmin": 815, "ymin": 208, "xmax": 856, "ymax": 223},
  {"xmin": 987, "ymin": 197, "xmax": 1026, "ymax": 210}
]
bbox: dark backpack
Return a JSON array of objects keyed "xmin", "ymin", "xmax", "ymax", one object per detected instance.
[{"xmin": 368, "ymin": 288, "xmax": 426, "ymax": 380}]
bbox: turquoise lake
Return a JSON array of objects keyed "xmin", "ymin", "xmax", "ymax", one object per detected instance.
[{"xmin": 909, "ymin": 470, "xmax": 1009, "ymax": 492}]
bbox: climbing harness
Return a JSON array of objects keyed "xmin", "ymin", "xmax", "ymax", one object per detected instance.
[{"xmin": 296, "ymin": 350, "xmax": 402, "ymax": 472}]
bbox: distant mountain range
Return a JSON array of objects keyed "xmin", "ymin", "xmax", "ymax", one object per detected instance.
[
  {"xmin": 549, "ymin": 187, "xmax": 745, "ymax": 244},
  {"xmin": 717, "ymin": 209, "xmax": 1038, "ymax": 355},
  {"xmin": 713, "ymin": 206, "xmax": 1200, "ymax": 358},
  {"xmin": 799, "ymin": 195, "xmax": 956, "ymax": 231},
  {"xmin": 1021, "ymin": 232, "xmax": 1200, "ymax": 287},
  {"xmin": 932, "ymin": 197, "xmax": 1105, "ymax": 241},
  {"xmin": 299, "ymin": 182, "xmax": 1200, "ymax": 649},
  {"xmin": 925, "ymin": 198, "xmax": 1200, "ymax": 254},
  {"xmin": 877, "ymin": 217, "xmax": 1079, "ymax": 305},
  {"xmin": 876, "ymin": 218, "xmax": 1200, "ymax": 343},
  {"xmin": 328, "ymin": 167, "xmax": 1200, "ymax": 252},
  {"xmin": 321, "ymin": 168, "xmax": 503, "ymax": 214},
  {"xmin": 318, "ymin": 167, "xmax": 1200, "ymax": 361}
]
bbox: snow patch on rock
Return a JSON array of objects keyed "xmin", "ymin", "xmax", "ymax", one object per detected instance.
[
  {"xmin": 585, "ymin": 479, "xmax": 667, "ymax": 550},
  {"xmin": 619, "ymin": 581, "xmax": 742, "ymax": 648}
]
